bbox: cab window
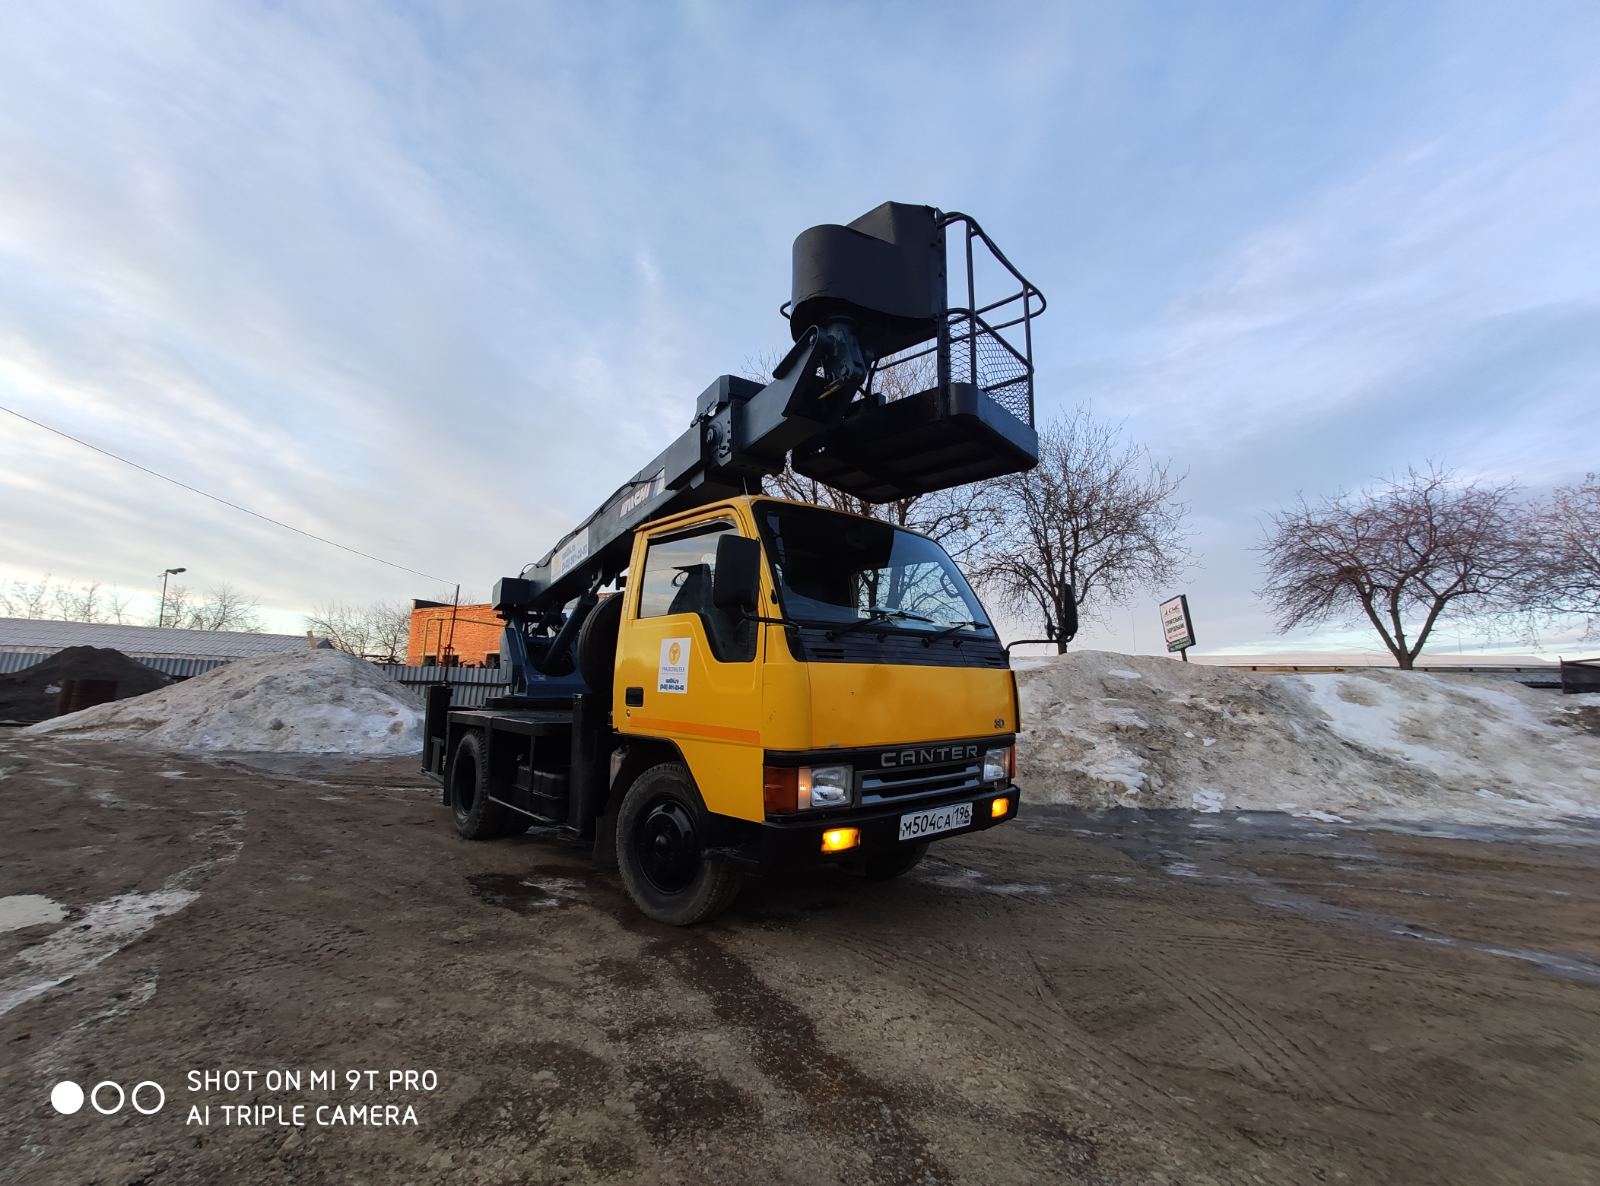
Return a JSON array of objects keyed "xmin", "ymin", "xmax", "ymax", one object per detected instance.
[{"xmin": 637, "ymin": 521, "xmax": 755, "ymax": 661}]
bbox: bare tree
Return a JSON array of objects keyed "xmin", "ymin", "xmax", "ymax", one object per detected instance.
[
  {"xmin": 189, "ymin": 583, "xmax": 265, "ymax": 632},
  {"xmin": 422, "ymin": 587, "xmax": 481, "ymax": 607},
  {"xmin": 764, "ymin": 464, "xmax": 991, "ymax": 562},
  {"xmin": 106, "ymin": 590, "xmax": 135, "ymax": 624},
  {"xmin": 1, "ymin": 574, "xmax": 55, "ymax": 619},
  {"xmin": 1258, "ymin": 465, "xmax": 1529, "ymax": 669},
  {"xmin": 306, "ymin": 601, "xmax": 412, "ymax": 662},
  {"xmin": 54, "ymin": 581, "xmax": 103, "ymax": 623},
  {"xmin": 974, "ymin": 408, "xmax": 1192, "ymax": 652},
  {"xmin": 156, "ymin": 582, "xmax": 265, "ymax": 632},
  {"xmin": 156, "ymin": 582, "xmax": 194, "ymax": 628},
  {"xmin": 1525, "ymin": 473, "xmax": 1600, "ymax": 639},
  {"xmin": 2, "ymin": 575, "xmax": 134, "ymax": 623}
]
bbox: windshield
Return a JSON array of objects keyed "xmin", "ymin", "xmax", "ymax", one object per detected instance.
[{"xmin": 755, "ymin": 502, "xmax": 994, "ymax": 633}]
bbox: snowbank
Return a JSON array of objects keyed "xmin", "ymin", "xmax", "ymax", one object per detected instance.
[
  {"xmin": 26, "ymin": 650, "xmax": 422, "ymax": 755},
  {"xmin": 1016, "ymin": 651, "xmax": 1600, "ymax": 826}
]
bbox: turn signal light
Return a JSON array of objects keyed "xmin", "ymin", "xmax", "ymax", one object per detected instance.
[
  {"xmin": 763, "ymin": 766, "xmax": 799, "ymax": 814},
  {"xmin": 821, "ymin": 827, "xmax": 860, "ymax": 854},
  {"xmin": 991, "ymin": 796, "xmax": 1011, "ymax": 819}
]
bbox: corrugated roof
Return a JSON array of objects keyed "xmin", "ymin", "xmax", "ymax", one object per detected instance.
[{"xmin": 0, "ymin": 617, "xmax": 321, "ymax": 660}]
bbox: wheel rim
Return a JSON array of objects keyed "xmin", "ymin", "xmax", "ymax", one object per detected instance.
[{"xmin": 635, "ymin": 797, "xmax": 700, "ymax": 894}]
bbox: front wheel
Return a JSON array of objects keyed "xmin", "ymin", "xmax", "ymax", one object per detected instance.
[{"xmin": 615, "ymin": 763, "xmax": 743, "ymax": 925}]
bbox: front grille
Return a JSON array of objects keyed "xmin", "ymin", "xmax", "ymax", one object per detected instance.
[{"xmin": 860, "ymin": 759, "xmax": 983, "ymax": 807}]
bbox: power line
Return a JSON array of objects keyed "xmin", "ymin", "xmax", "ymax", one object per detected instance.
[{"xmin": 1, "ymin": 403, "xmax": 454, "ymax": 585}]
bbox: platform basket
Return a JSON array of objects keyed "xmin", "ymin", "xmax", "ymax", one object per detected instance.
[{"xmin": 792, "ymin": 212, "xmax": 1047, "ymax": 503}]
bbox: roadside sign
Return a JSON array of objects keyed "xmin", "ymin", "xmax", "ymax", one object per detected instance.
[{"xmin": 1159, "ymin": 595, "xmax": 1196, "ymax": 658}]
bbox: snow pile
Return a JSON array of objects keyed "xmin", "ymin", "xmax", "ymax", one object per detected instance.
[
  {"xmin": 1016, "ymin": 651, "xmax": 1600, "ymax": 825},
  {"xmin": 26, "ymin": 649, "xmax": 422, "ymax": 755}
]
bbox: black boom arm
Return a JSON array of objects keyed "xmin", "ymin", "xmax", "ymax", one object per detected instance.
[{"xmin": 493, "ymin": 202, "xmax": 1046, "ymax": 691}]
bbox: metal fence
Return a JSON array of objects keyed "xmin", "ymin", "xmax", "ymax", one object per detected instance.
[
  {"xmin": 1560, "ymin": 658, "xmax": 1600, "ymax": 694},
  {"xmin": 377, "ymin": 664, "xmax": 509, "ymax": 707},
  {"xmin": 0, "ymin": 651, "xmax": 258, "ymax": 679}
]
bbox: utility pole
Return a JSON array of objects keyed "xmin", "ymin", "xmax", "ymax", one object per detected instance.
[{"xmin": 157, "ymin": 566, "xmax": 187, "ymax": 628}]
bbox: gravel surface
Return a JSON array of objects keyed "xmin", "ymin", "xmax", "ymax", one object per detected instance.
[{"xmin": 2, "ymin": 734, "xmax": 1597, "ymax": 1185}]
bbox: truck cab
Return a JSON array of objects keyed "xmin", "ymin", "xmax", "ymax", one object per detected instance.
[{"xmin": 612, "ymin": 495, "xmax": 1018, "ymax": 916}]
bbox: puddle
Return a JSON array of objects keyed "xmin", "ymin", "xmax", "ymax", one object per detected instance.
[{"xmin": 467, "ymin": 870, "xmax": 586, "ymax": 913}]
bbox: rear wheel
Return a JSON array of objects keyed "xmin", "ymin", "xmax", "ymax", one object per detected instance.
[
  {"xmin": 861, "ymin": 842, "xmax": 929, "ymax": 881},
  {"xmin": 450, "ymin": 731, "xmax": 513, "ymax": 839},
  {"xmin": 615, "ymin": 762, "xmax": 743, "ymax": 925}
]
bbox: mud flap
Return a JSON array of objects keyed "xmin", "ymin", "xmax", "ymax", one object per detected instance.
[{"xmin": 591, "ymin": 810, "xmax": 619, "ymax": 872}]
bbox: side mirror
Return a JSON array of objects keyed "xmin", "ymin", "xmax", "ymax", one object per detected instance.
[
  {"xmin": 712, "ymin": 535, "xmax": 762, "ymax": 613},
  {"xmin": 1059, "ymin": 584, "xmax": 1078, "ymax": 641}
]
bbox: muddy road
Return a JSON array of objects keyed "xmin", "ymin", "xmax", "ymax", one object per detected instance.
[{"xmin": 2, "ymin": 735, "xmax": 1597, "ymax": 1185}]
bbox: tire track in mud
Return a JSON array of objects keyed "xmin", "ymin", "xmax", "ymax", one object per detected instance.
[
  {"xmin": 528, "ymin": 871, "xmax": 954, "ymax": 1186},
  {"xmin": 918, "ymin": 852, "xmax": 1425, "ymax": 978},
  {"xmin": 818, "ymin": 929, "xmax": 1332, "ymax": 1183},
  {"xmin": 920, "ymin": 868, "xmax": 1385, "ymax": 1114},
  {"xmin": 629, "ymin": 925, "xmax": 950, "ymax": 1186},
  {"xmin": 1131, "ymin": 957, "xmax": 1372, "ymax": 1111},
  {"xmin": 811, "ymin": 906, "xmax": 1367, "ymax": 1186},
  {"xmin": 822, "ymin": 930, "xmax": 1203, "ymax": 1132},
  {"xmin": 1004, "ymin": 912, "xmax": 1418, "ymax": 977}
]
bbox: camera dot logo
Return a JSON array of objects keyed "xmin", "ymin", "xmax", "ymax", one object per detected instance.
[{"xmin": 50, "ymin": 1079, "xmax": 164, "ymax": 1116}]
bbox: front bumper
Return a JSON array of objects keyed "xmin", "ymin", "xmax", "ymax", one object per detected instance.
[{"xmin": 729, "ymin": 784, "xmax": 1020, "ymax": 873}]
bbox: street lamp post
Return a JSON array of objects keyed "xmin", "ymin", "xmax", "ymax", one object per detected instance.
[{"xmin": 158, "ymin": 567, "xmax": 187, "ymax": 628}]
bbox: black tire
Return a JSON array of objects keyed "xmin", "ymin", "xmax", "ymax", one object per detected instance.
[
  {"xmin": 861, "ymin": 842, "xmax": 929, "ymax": 882},
  {"xmin": 449, "ymin": 731, "xmax": 513, "ymax": 839},
  {"xmin": 576, "ymin": 594, "xmax": 624, "ymax": 698},
  {"xmin": 615, "ymin": 762, "xmax": 743, "ymax": 925}
]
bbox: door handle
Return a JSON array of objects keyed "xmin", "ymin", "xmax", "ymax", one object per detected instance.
[{"xmin": 624, "ymin": 686, "xmax": 644, "ymax": 707}]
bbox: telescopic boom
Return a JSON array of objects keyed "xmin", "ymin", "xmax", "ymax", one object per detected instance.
[{"xmin": 492, "ymin": 201, "xmax": 1045, "ymax": 696}]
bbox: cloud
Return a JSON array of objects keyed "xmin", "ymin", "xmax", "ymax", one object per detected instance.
[{"xmin": 0, "ymin": 0, "xmax": 1595, "ymax": 659}]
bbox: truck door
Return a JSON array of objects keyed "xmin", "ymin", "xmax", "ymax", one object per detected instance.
[{"xmin": 615, "ymin": 516, "xmax": 765, "ymax": 822}]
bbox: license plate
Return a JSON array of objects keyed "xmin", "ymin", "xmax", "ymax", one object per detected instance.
[{"xmin": 898, "ymin": 801, "xmax": 973, "ymax": 842}]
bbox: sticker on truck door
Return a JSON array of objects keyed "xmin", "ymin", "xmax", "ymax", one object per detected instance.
[{"xmin": 658, "ymin": 637, "xmax": 690, "ymax": 694}]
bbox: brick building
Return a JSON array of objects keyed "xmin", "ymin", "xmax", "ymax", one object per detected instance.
[{"xmin": 407, "ymin": 601, "xmax": 504, "ymax": 667}]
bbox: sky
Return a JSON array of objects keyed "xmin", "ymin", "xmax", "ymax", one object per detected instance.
[{"xmin": 1, "ymin": 1, "xmax": 1596, "ymax": 658}]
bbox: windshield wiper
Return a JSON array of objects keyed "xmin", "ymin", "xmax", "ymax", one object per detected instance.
[
  {"xmin": 827, "ymin": 607, "xmax": 935, "ymax": 640},
  {"xmin": 921, "ymin": 620, "xmax": 988, "ymax": 646}
]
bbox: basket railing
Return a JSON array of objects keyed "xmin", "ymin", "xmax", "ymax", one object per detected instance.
[{"xmin": 866, "ymin": 211, "xmax": 1045, "ymax": 428}]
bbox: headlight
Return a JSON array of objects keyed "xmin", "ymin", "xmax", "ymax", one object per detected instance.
[
  {"xmin": 800, "ymin": 764, "xmax": 851, "ymax": 809},
  {"xmin": 982, "ymin": 747, "xmax": 1011, "ymax": 784}
]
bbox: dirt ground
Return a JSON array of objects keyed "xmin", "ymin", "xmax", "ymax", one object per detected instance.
[{"xmin": 2, "ymin": 735, "xmax": 1597, "ymax": 1186}]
